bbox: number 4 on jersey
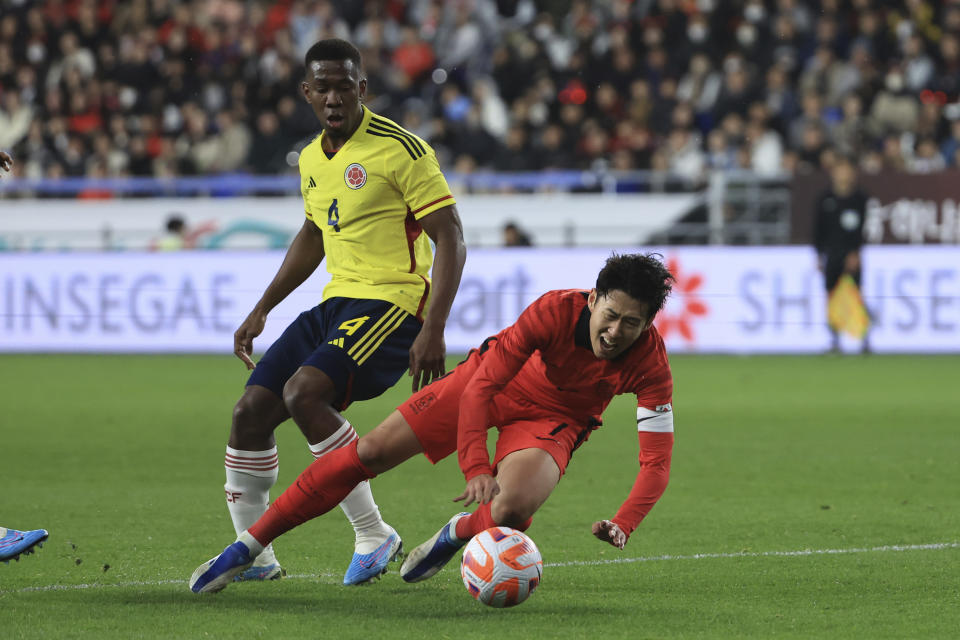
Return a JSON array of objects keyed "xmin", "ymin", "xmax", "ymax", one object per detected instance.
[
  {"xmin": 339, "ymin": 316, "xmax": 369, "ymax": 335},
  {"xmin": 328, "ymin": 316, "xmax": 369, "ymax": 348},
  {"xmin": 328, "ymin": 199, "xmax": 341, "ymax": 232}
]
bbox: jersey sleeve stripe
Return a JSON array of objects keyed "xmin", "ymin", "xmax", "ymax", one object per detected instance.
[
  {"xmin": 369, "ymin": 116, "xmax": 426, "ymax": 155},
  {"xmin": 637, "ymin": 407, "xmax": 674, "ymax": 433},
  {"xmin": 410, "ymin": 194, "xmax": 454, "ymax": 215},
  {"xmin": 366, "ymin": 128, "xmax": 419, "ymax": 160}
]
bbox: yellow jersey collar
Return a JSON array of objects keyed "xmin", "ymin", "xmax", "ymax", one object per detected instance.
[{"xmin": 319, "ymin": 105, "xmax": 372, "ymax": 152}]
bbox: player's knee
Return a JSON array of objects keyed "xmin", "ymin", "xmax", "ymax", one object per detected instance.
[
  {"xmin": 282, "ymin": 370, "xmax": 335, "ymax": 418},
  {"xmin": 355, "ymin": 436, "xmax": 389, "ymax": 474},
  {"xmin": 229, "ymin": 386, "xmax": 289, "ymax": 449},
  {"xmin": 231, "ymin": 396, "xmax": 267, "ymax": 440},
  {"xmin": 490, "ymin": 500, "xmax": 535, "ymax": 530},
  {"xmin": 281, "ymin": 376, "xmax": 314, "ymax": 418}
]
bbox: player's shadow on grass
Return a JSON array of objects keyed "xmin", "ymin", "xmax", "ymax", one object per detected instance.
[{"xmin": 115, "ymin": 584, "xmax": 615, "ymax": 618}]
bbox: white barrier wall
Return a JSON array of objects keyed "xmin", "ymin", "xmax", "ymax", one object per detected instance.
[
  {"xmin": 1, "ymin": 247, "xmax": 957, "ymax": 354},
  {"xmin": 0, "ymin": 194, "xmax": 699, "ymax": 250}
]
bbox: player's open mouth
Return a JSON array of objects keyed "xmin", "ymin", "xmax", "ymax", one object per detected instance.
[
  {"xmin": 326, "ymin": 114, "xmax": 344, "ymax": 127},
  {"xmin": 599, "ymin": 335, "xmax": 617, "ymax": 352}
]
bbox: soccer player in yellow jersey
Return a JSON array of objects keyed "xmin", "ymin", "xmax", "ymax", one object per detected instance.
[{"xmin": 220, "ymin": 39, "xmax": 466, "ymax": 585}]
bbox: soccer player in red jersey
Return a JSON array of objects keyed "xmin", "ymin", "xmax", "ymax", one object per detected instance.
[{"xmin": 191, "ymin": 253, "xmax": 676, "ymax": 593}]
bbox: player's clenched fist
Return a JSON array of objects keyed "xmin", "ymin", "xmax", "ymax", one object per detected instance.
[{"xmin": 592, "ymin": 519, "xmax": 626, "ymax": 549}]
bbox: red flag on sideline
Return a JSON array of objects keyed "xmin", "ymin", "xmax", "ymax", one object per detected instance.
[{"xmin": 827, "ymin": 274, "xmax": 870, "ymax": 339}]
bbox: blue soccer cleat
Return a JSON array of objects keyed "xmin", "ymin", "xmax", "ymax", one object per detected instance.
[
  {"xmin": 233, "ymin": 562, "xmax": 284, "ymax": 582},
  {"xmin": 233, "ymin": 545, "xmax": 284, "ymax": 582},
  {"xmin": 343, "ymin": 526, "xmax": 403, "ymax": 585},
  {"xmin": 189, "ymin": 541, "xmax": 254, "ymax": 593},
  {"xmin": 400, "ymin": 513, "xmax": 470, "ymax": 583},
  {"xmin": 0, "ymin": 527, "xmax": 49, "ymax": 563}
]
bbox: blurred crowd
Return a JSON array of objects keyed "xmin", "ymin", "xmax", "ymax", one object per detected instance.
[{"xmin": 2, "ymin": 0, "xmax": 960, "ymax": 188}]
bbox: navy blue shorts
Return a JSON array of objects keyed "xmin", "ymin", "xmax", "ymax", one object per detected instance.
[{"xmin": 247, "ymin": 297, "xmax": 421, "ymax": 410}]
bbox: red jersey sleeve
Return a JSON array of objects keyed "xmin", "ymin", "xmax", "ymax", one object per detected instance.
[
  {"xmin": 611, "ymin": 430, "xmax": 674, "ymax": 537},
  {"xmin": 457, "ymin": 293, "xmax": 558, "ymax": 481},
  {"xmin": 611, "ymin": 340, "xmax": 675, "ymax": 538}
]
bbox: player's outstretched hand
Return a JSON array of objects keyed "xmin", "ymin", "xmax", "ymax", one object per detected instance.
[
  {"xmin": 234, "ymin": 309, "xmax": 267, "ymax": 370},
  {"xmin": 592, "ymin": 519, "xmax": 626, "ymax": 550},
  {"xmin": 454, "ymin": 474, "xmax": 500, "ymax": 508},
  {"xmin": 408, "ymin": 326, "xmax": 446, "ymax": 392},
  {"xmin": 0, "ymin": 151, "xmax": 13, "ymax": 173}
]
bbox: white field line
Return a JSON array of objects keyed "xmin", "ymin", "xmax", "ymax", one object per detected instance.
[
  {"xmin": 542, "ymin": 541, "xmax": 960, "ymax": 567},
  {"xmin": 4, "ymin": 541, "xmax": 957, "ymax": 594}
]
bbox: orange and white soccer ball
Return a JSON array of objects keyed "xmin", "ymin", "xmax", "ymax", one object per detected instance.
[{"xmin": 460, "ymin": 527, "xmax": 543, "ymax": 608}]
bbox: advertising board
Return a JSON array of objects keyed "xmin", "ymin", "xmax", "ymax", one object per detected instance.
[{"xmin": 1, "ymin": 247, "xmax": 956, "ymax": 354}]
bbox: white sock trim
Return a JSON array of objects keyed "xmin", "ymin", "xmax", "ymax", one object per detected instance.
[
  {"xmin": 308, "ymin": 421, "xmax": 358, "ymax": 459},
  {"xmin": 224, "ymin": 448, "xmax": 278, "ymax": 559},
  {"xmin": 225, "ymin": 446, "xmax": 278, "ymax": 478}
]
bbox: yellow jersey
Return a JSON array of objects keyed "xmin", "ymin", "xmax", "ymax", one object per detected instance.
[{"xmin": 299, "ymin": 107, "xmax": 455, "ymax": 320}]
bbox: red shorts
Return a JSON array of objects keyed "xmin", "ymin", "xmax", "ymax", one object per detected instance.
[{"xmin": 397, "ymin": 351, "xmax": 598, "ymax": 476}]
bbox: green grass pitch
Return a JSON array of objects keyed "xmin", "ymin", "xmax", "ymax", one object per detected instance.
[{"xmin": 1, "ymin": 354, "xmax": 957, "ymax": 639}]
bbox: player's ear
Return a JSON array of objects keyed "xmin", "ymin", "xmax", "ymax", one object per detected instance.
[
  {"xmin": 587, "ymin": 289, "xmax": 597, "ymax": 311},
  {"xmin": 640, "ymin": 307, "xmax": 656, "ymax": 332},
  {"xmin": 300, "ymin": 80, "xmax": 311, "ymax": 103},
  {"xmin": 358, "ymin": 77, "xmax": 367, "ymax": 101}
]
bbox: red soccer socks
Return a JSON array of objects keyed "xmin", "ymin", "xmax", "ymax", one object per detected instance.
[{"xmin": 248, "ymin": 440, "xmax": 375, "ymax": 546}]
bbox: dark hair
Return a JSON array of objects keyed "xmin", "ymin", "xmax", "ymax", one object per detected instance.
[
  {"xmin": 304, "ymin": 39, "xmax": 362, "ymax": 73},
  {"xmin": 833, "ymin": 152, "xmax": 857, "ymax": 168},
  {"xmin": 166, "ymin": 215, "xmax": 185, "ymax": 233},
  {"xmin": 595, "ymin": 252, "xmax": 674, "ymax": 318}
]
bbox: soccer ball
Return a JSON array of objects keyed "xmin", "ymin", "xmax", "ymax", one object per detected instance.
[{"xmin": 460, "ymin": 527, "xmax": 543, "ymax": 608}]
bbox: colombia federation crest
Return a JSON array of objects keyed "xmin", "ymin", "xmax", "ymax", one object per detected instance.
[{"xmin": 344, "ymin": 163, "xmax": 367, "ymax": 189}]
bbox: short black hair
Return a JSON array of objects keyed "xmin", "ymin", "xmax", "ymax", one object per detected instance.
[
  {"xmin": 595, "ymin": 252, "xmax": 674, "ymax": 319},
  {"xmin": 166, "ymin": 215, "xmax": 185, "ymax": 233},
  {"xmin": 833, "ymin": 152, "xmax": 857, "ymax": 168},
  {"xmin": 304, "ymin": 39, "xmax": 362, "ymax": 73}
]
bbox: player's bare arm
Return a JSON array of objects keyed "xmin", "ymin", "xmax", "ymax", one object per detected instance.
[
  {"xmin": 408, "ymin": 204, "xmax": 466, "ymax": 391},
  {"xmin": 234, "ymin": 220, "xmax": 325, "ymax": 369},
  {"xmin": 0, "ymin": 151, "xmax": 12, "ymax": 173}
]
